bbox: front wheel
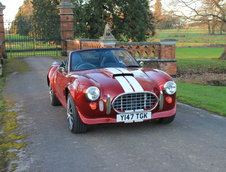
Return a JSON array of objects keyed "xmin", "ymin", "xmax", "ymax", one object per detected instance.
[
  {"xmin": 67, "ymin": 94, "xmax": 87, "ymax": 133},
  {"xmin": 49, "ymin": 85, "xmax": 61, "ymax": 106},
  {"xmin": 158, "ymin": 114, "xmax": 176, "ymax": 124}
]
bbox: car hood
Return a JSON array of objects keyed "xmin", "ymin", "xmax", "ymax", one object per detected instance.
[{"xmin": 76, "ymin": 67, "xmax": 160, "ymax": 96}]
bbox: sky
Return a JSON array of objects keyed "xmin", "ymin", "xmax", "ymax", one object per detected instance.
[
  {"xmin": 1, "ymin": 0, "xmax": 24, "ymax": 21},
  {"xmin": 0, "ymin": 0, "xmax": 193, "ymax": 22}
]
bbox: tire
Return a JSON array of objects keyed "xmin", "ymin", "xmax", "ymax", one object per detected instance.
[
  {"xmin": 49, "ymin": 85, "xmax": 61, "ymax": 106},
  {"xmin": 158, "ymin": 114, "xmax": 176, "ymax": 124},
  {"xmin": 67, "ymin": 94, "xmax": 87, "ymax": 133}
]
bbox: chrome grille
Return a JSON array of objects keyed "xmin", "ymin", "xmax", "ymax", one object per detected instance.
[{"xmin": 112, "ymin": 92, "xmax": 158, "ymax": 113}]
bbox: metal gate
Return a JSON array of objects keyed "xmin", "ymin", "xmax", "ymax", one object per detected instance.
[{"xmin": 4, "ymin": 21, "xmax": 61, "ymax": 58}]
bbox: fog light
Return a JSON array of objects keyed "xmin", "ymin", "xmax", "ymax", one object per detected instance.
[
  {"xmin": 89, "ymin": 102, "xmax": 97, "ymax": 110},
  {"xmin": 165, "ymin": 97, "xmax": 173, "ymax": 104}
]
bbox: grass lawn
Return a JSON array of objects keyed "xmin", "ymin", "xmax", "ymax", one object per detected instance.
[
  {"xmin": 175, "ymin": 46, "xmax": 226, "ymax": 116},
  {"xmin": 177, "ymin": 82, "xmax": 226, "ymax": 116},
  {"xmin": 176, "ymin": 47, "xmax": 224, "ymax": 59},
  {"xmin": 151, "ymin": 28, "xmax": 226, "ymax": 47},
  {"xmin": 176, "ymin": 47, "xmax": 226, "ymax": 74}
]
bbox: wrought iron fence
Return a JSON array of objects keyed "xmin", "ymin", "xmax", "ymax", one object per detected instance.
[{"xmin": 4, "ymin": 21, "xmax": 61, "ymax": 58}]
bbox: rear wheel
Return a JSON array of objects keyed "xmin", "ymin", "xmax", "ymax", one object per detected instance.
[
  {"xmin": 158, "ymin": 114, "xmax": 176, "ymax": 124},
  {"xmin": 67, "ymin": 94, "xmax": 87, "ymax": 133},
  {"xmin": 49, "ymin": 85, "xmax": 61, "ymax": 106}
]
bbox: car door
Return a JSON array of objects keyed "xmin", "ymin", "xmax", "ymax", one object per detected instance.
[{"xmin": 55, "ymin": 61, "xmax": 69, "ymax": 105}]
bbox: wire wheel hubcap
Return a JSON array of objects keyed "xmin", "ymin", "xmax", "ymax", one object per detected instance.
[
  {"xmin": 67, "ymin": 99, "xmax": 74, "ymax": 130},
  {"xmin": 49, "ymin": 86, "xmax": 53, "ymax": 102}
]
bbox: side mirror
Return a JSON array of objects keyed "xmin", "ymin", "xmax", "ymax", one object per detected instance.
[
  {"xmin": 52, "ymin": 61, "xmax": 59, "ymax": 65},
  {"xmin": 59, "ymin": 67, "xmax": 66, "ymax": 73},
  {"xmin": 139, "ymin": 61, "xmax": 144, "ymax": 67},
  {"xmin": 59, "ymin": 60, "xmax": 68, "ymax": 73}
]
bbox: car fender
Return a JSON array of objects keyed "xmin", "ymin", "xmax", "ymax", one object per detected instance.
[
  {"xmin": 66, "ymin": 76, "xmax": 96, "ymax": 103},
  {"xmin": 144, "ymin": 69, "xmax": 174, "ymax": 90},
  {"xmin": 144, "ymin": 69, "xmax": 176, "ymax": 111},
  {"xmin": 47, "ymin": 65, "xmax": 59, "ymax": 87}
]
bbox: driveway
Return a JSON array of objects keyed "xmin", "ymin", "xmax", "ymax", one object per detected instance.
[{"xmin": 3, "ymin": 56, "xmax": 226, "ymax": 172}]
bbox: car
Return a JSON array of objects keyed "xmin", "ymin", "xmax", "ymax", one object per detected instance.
[{"xmin": 47, "ymin": 48, "xmax": 176, "ymax": 133}]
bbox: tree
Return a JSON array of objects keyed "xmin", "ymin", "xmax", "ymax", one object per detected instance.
[
  {"xmin": 73, "ymin": 0, "xmax": 89, "ymax": 38},
  {"xmin": 73, "ymin": 0, "xmax": 108, "ymax": 39},
  {"xmin": 30, "ymin": 0, "xmax": 60, "ymax": 40},
  {"xmin": 154, "ymin": 0, "xmax": 162, "ymax": 23},
  {"xmin": 112, "ymin": 0, "xmax": 155, "ymax": 41},
  {"xmin": 157, "ymin": 14, "xmax": 183, "ymax": 29},
  {"xmin": 152, "ymin": 0, "xmax": 184, "ymax": 30},
  {"xmin": 169, "ymin": 0, "xmax": 226, "ymax": 34},
  {"xmin": 73, "ymin": 0, "xmax": 155, "ymax": 41},
  {"xmin": 12, "ymin": 15, "xmax": 31, "ymax": 36},
  {"xmin": 11, "ymin": 0, "xmax": 33, "ymax": 36},
  {"xmin": 169, "ymin": 0, "xmax": 226, "ymax": 59}
]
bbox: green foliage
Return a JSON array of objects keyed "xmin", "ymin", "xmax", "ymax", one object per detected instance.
[
  {"xmin": 113, "ymin": 0, "xmax": 155, "ymax": 41},
  {"xmin": 30, "ymin": 0, "xmax": 60, "ymax": 39},
  {"xmin": 177, "ymin": 82, "xmax": 226, "ymax": 116},
  {"xmin": 12, "ymin": 15, "xmax": 31, "ymax": 36},
  {"xmin": 73, "ymin": 0, "xmax": 90, "ymax": 38},
  {"xmin": 73, "ymin": 0, "xmax": 155, "ymax": 41},
  {"xmin": 73, "ymin": 0, "xmax": 107, "ymax": 39},
  {"xmin": 13, "ymin": 0, "xmax": 154, "ymax": 41},
  {"xmin": 11, "ymin": 0, "xmax": 33, "ymax": 36}
]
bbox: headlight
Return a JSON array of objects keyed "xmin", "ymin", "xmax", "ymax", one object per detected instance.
[
  {"xmin": 164, "ymin": 81, "xmax": 176, "ymax": 95},
  {"xmin": 86, "ymin": 86, "xmax": 100, "ymax": 101}
]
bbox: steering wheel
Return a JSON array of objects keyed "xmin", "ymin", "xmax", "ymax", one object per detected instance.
[{"xmin": 75, "ymin": 63, "xmax": 96, "ymax": 70}]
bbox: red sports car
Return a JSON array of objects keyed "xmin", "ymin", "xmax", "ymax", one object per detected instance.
[{"xmin": 47, "ymin": 48, "xmax": 176, "ymax": 133}]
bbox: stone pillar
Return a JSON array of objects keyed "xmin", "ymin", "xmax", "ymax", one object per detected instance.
[
  {"xmin": 159, "ymin": 39, "xmax": 177, "ymax": 59},
  {"xmin": 0, "ymin": 2, "xmax": 5, "ymax": 59},
  {"xmin": 100, "ymin": 39, "xmax": 117, "ymax": 48},
  {"xmin": 58, "ymin": 0, "xmax": 74, "ymax": 56},
  {"xmin": 159, "ymin": 39, "xmax": 177, "ymax": 77}
]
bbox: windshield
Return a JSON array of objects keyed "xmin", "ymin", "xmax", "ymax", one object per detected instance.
[{"xmin": 70, "ymin": 49, "xmax": 139, "ymax": 71}]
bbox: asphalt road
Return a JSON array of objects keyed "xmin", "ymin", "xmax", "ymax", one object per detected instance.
[{"xmin": 3, "ymin": 56, "xmax": 226, "ymax": 172}]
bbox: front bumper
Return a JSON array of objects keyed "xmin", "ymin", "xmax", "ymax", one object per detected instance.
[{"xmin": 78, "ymin": 104, "xmax": 176, "ymax": 125}]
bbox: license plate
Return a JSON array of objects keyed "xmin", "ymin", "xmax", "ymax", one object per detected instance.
[{"xmin": 116, "ymin": 112, "xmax": 151, "ymax": 123}]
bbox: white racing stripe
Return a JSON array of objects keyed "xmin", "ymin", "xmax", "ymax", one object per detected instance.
[
  {"xmin": 117, "ymin": 68, "xmax": 132, "ymax": 74},
  {"xmin": 106, "ymin": 68, "xmax": 122, "ymax": 75},
  {"xmin": 124, "ymin": 76, "xmax": 144, "ymax": 92},
  {"xmin": 116, "ymin": 68, "xmax": 144, "ymax": 92},
  {"xmin": 106, "ymin": 68, "xmax": 144, "ymax": 93},
  {"xmin": 115, "ymin": 76, "xmax": 134, "ymax": 93}
]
